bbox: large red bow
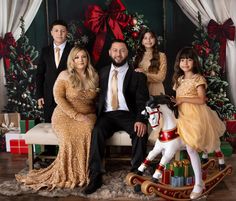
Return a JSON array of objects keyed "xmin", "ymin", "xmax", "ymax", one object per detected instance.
[
  {"xmin": 84, "ymin": 0, "xmax": 131, "ymax": 64},
  {"xmin": 0, "ymin": 32, "xmax": 16, "ymax": 70},
  {"xmin": 207, "ymin": 18, "xmax": 235, "ymax": 71}
]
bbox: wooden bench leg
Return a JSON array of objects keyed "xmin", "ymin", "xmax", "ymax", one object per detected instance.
[{"xmin": 28, "ymin": 144, "xmax": 33, "ymax": 170}]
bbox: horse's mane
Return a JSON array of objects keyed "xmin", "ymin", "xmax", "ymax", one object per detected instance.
[{"xmin": 146, "ymin": 95, "xmax": 179, "ymax": 118}]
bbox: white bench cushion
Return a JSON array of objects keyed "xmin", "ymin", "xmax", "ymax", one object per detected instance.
[
  {"xmin": 25, "ymin": 123, "xmax": 58, "ymax": 145},
  {"xmin": 106, "ymin": 131, "xmax": 131, "ymax": 146},
  {"xmin": 25, "ymin": 123, "xmax": 131, "ymax": 146}
]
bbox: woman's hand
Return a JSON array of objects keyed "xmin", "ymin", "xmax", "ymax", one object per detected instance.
[
  {"xmin": 37, "ymin": 98, "xmax": 44, "ymax": 109},
  {"xmin": 135, "ymin": 68, "xmax": 145, "ymax": 73},
  {"xmin": 75, "ymin": 113, "xmax": 90, "ymax": 122}
]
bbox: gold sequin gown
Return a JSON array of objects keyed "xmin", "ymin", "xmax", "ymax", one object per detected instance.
[
  {"xmin": 139, "ymin": 51, "xmax": 167, "ymax": 95},
  {"xmin": 174, "ymin": 74, "xmax": 226, "ymax": 153},
  {"xmin": 16, "ymin": 71, "xmax": 98, "ymax": 190}
]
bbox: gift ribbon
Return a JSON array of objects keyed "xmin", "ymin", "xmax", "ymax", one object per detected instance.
[
  {"xmin": 84, "ymin": 0, "xmax": 131, "ymax": 64},
  {"xmin": 25, "ymin": 120, "xmax": 29, "ymax": 132},
  {"xmin": 207, "ymin": 18, "xmax": 235, "ymax": 71}
]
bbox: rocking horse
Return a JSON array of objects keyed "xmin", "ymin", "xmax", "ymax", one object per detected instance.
[{"xmin": 126, "ymin": 95, "xmax": 233, "ymax": 201}]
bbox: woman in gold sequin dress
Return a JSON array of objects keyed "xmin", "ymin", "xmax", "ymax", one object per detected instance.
[
  {"xmin": 134, "ymin": 29, "xmax": 167, "ymax": 96},
  {"xmin": 16, "ymin": 46, "xmax": 99, "ymax": 190},
  {"xmin": 172, "ymin": 47, "xmax": 225, "ymax": 199}
]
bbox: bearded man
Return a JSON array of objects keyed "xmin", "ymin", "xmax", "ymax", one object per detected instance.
[{"xmin": 83, "ymin": 39, "xmax": 149, "ymax": 194}]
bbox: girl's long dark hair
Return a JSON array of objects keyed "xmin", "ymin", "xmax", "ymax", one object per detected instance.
[
  {"xmin": 172, "ymin": 47, "xmax": 201, "ymax": 88},
  {"xmin": 133, "ymin": 29, "xmax": 160, "ymax": 73}
]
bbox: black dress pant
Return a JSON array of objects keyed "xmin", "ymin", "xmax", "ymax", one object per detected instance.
[
  {"xmin": 44, "ymin": 102, "xmax": 57, "ymax": 155},
  {"xmin": 89, "ymin": 111, "xmax": 148, "ymax": 175}
]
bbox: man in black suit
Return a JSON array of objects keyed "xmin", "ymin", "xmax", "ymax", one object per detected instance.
[
  {"xmin": 36, "ymin": 19, "xmax": 72, "ymax": 122},
  {"xmin": 83, "ymin": 39, "xmax": 149, "ymax": 194},
  {"xmin": 36, "ymin": 20, "xmax": 72, "ymax": 155}
]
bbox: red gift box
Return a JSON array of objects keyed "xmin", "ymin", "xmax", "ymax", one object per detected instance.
[
  {"xmin": 226, "ymin": 120, "xmax": 236, "ymax": 134},
  {"xmin": 10, "ymin": 139, "xmax": 28, "ymax": 154},
  {"xmin": 162, "ymin": 169, "xmax": 171, "ymax": 184}
]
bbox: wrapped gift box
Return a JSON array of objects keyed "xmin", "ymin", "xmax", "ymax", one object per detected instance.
[
  {"xmin": 162, "ymin": 169, "xmax": 171, "ymax": 184},
  {"xmin": 0, "ymin": 113, "xmax": 20, "ymax": 134},
  {"xmin": 220, "ymin": 141, "xmax": 233, "ymax": 157},
  {"xmin": 5, "ymin": 131, "xmax": 24, "ymax": 152},
  {"xmin": 185, "ymin": 176, "xmax": 194, "ymax": 186},
  {"xmin": 10, "ymin": 139, "xmax": 28, "ymax": 154},
  {"xmin": 171, "ymin": 176, "xmax": 184, "ymax": 187},
  {"xmin": 226, "ymin": 120, "xmax": 236, "ymax": 134},
  {"xmin": 20, "ymin": 120, "xmax": 35, "ymax": 133},
  {"xmin": 174, "ymin": 150, "xmax": 188, "ymax": 161}
]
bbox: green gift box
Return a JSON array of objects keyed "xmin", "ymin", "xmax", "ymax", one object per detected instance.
[
  {"xmin": 34, "ymin": 144, "xmax": 41, "ymax": 154},
  {"xmin": 208, "ymin": 141, "xmax": 233, "ymax": 157},
  {"xmin": 175, "ymin": 150, "xmax": 188, "ymax": 161},
  {"xmin": 220, "ymin": 141, "xmax": 233, "ymax": 157},
  {"xmin": 173, "ymin": 166, "xmax": 184, "ymax": 177},
  {"xmin": 20, "ymin": 120, "xmax": 35, "ymax": 134}
]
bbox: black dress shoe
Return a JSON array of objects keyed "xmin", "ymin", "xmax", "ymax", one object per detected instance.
[
  {"xmin": 83, "ymin": 174, "xmax": 103, "ymax": 194},
  {"xmin": 219, "ymin": 164, "xmax": 226, "ymax": 171},
  {"xmin": 136, "ymin": 170, "xmax": 143, "ymax": 176},
  {"xmin": 151, "ymin": 177, "xmax": 159, "ymax": 183},
  {"xmin": 201, "ymin": 158, "xmax": 209, "ymax": 164}
]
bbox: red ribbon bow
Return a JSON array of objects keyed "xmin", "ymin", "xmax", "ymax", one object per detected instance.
[
  {"xmin": 0, "ymin": 32, "xmax": 16, "ymax": 70},
  {"xmin": 84, "ymin": 0, "xmax": 131, "ymax": 64},
  {"xmin": 207, "ymin": 18, "xmax": 235, "ymax": 71}
]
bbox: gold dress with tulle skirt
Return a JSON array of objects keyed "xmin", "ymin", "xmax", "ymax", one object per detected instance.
[{"xmin": 174, "ymin": 74, "xmax": 225, "ymax": 153}]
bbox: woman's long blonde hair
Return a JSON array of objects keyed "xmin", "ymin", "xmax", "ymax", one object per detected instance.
[{"xmin": 67, "ymin": 46, "xmax": 98, "ymax": 90}]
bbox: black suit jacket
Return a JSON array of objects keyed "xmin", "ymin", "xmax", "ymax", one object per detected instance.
[
  {"xmin": 36, "ymin": 42, "xmax": 72, "ymax": 107},
  {"xmin": 97, "ymin": 64, "xmax": 149, "ymax": 123}
]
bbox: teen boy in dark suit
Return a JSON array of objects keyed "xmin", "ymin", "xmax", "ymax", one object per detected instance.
[
  {"xmin": 36, "ymin": 19, "xmax": 72, "ymax": 154},
  {"xmin": 36, "ymin": 19, "xmax": 72, "ymax": 122}
]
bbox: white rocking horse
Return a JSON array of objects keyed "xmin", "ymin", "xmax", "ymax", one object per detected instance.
[
  {"xmin": 126, "ymin": 95, "xmax": 231, "ymax": 201},
  {"xmin": 137, "ymin": 95, "xmax": 225, "ymax": 182},
  {"xmin": 137, "ymin": 95, "xmax": 185, "ymax": 181}
]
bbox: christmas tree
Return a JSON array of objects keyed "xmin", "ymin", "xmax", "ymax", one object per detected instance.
[
  {"xmin": 192, "ymin": 13, "xmax": 236, "ymax": 120},
  {"xmin": 4, "ymin": 17, "xmax": 43, "ymax": 120}
]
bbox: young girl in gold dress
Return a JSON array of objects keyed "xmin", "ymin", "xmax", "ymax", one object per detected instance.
[
  {"xmin": 16, "ymin": 46, "xmax": 99, "ymax": 190},
  {"xmin": 172, "ymin": 47, "xmax": 226, "ymax": 199},
  {"xmin": 134, "ymin": 29, "xmax": 167, "ymax": 95}
]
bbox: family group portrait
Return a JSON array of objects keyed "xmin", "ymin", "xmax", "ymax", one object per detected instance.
[{"xmin": 0, "ymin": 0, "xmax": 236, "ymax": 201}]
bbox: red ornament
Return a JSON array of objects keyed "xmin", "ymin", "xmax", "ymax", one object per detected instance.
[{"xmin": 132, "ymin": 31, "xmax": 139, "ymax": 38}]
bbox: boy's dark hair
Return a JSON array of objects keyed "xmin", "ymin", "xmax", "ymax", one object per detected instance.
[
  {"xmin": 50, "ymin": 19, "xmax": 68, "ymax": 31},
  {"xmin": 109, "ymin": 39, "xmax": 129, "ymax": 50}
]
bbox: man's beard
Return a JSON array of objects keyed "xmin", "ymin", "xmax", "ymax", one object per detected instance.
[{"xmin": 110, "ymin": 56, "xmax": 128, "ymax": 67}]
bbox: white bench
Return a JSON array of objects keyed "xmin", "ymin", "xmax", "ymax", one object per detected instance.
[{"xmin": 25, "ymin": 123, "xmax": 132, "ymax": 170}]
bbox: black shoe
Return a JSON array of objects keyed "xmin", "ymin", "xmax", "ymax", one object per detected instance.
[
  {"xmin": 83, "ymin": 174, "xmax": 102, "ymax": 194},
  {"xmin": 136, "ymin": 170, "xmax": 143, "ymax": 176},
  {"xmin": 134, "ymin": 184, "xmax": 141, "ymax": 192},
  {"xmin": 151, "ymin": 177, "xmax": 159, "ymax": 183},
  {"xmin": 219, "ymin": 164, "xmax": 226, "ymax": 171},
  {"xmin": 201, "ymin": 158, "xmax": 209, "ymax": 164}
]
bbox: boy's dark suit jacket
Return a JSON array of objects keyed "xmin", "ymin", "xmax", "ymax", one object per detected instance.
[
  {"xmin": 97, "ymin": 64, "xmax": 149, "ymax": 123},
  {"xmin": 36, "ymin": 42, "xmax": 72, "ymax": 121}
]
